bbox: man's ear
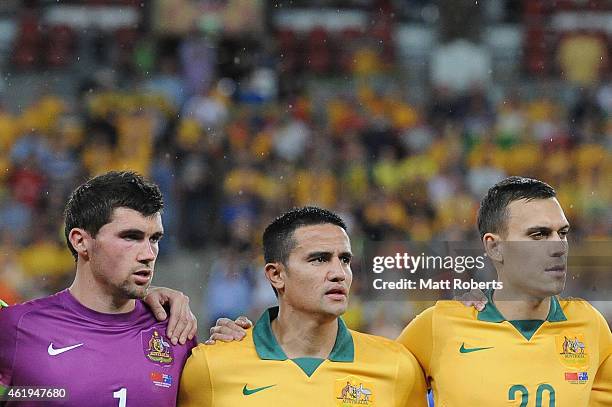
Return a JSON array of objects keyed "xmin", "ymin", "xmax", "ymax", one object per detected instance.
[
  {"xmin": 483, "ymin": 233, "xmax": 503, "ymax": 263},
  {"xmin": 68, "ymin": 228, "xmax": 91, "ymax": 260},
  {"xmin": 265, "ymin": 262, "xmax": 285, "ymax": 294}
]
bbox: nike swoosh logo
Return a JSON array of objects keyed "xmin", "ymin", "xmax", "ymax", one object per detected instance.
[
  {"xmin": 242, "ymin": 384, "xmax": 276, "ymax": 396},
  {"xmin": 48, "ymin": 343, "xmax": 84, "ymax": 356},
  {"xmin": 460, "ymin": 343, "xmax": 493, "ymax": 353}
]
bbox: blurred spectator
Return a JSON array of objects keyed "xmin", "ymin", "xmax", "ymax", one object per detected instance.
[
  {"xmin": 144, "ymin": 56, "xmax": 186, "ymax": 109},
  {"xmin": 431, "ymin": 39, "xmax": 492, "ymax": 94},
  {"xmin": 182, "ymin": 85, "xmax": 229, "ymax": 132},
  {"xmin": 272, "ymin": 112, "xmax": 310, "ymax": 163},
  {"xmin": 204, "ymin": 247, "xmax": 254, "ymax": 326},
  {"xmin": 558, "ymin": 32, "xmax": 607, "ymax": 86},
  {"xmin": 179, "ymin": 31, "xmax": 217, "ymax": 97}
]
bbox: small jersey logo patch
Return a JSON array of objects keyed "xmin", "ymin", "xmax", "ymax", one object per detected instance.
[
  {"xmin": 142, "ymin": 329, "xmax": 174, "ymax": 366},
  {"xmin": 150, "ymin": 372, "xmax": 173, "ymax": 388},
  {"xmin": 335, "ymin": 376, "xmax": 375, "ymax": 406},
  {"xmin": 555, "ymin": 333, "xmax": 589, "ymax": 369},
  {"xmin": 564, "ymin": 371, "xmax": 589, "ymax": 384}
]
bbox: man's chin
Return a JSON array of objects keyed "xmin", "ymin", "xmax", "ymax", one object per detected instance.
[
  {"xmin": 121, "ymin": 283, "xmax": 150, "ymax": 300},
  {"xmin": 533, "ymin": 282, "xmax": 565, "ymax": 299},
  {"xmin": 323, "ymin": 303, "xmax": 348, "ymax": 318}
]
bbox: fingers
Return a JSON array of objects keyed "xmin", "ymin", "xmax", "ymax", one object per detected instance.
[
  {"xmin": 143, "ymin": 289, "xmax": 168, "ymax": 322},
  {"xmin": 205, "ymin": 332, "xmax": 239, "ymax": 344},
  {"xmin": 186, "ymin": 311, "xmax": 198, "ymax": 342},
  {"xmin": 143, "ymin": 287, "xmax": 197, "ymax": 345},
  {"xmin": 168, "ymin": 296, "xmax": 189, "ymax": 345},
  {"xmin": 456, "ymin": 289, "xmax": 488, "ymax": 311},
  {"xmin": 207, "ymin": 318, "xmax": 247, "ymax": 342},
  {"xmin": 153, "ymin": 304, "xmax": 168, "ymax": 322},
  {"xmin": 234, "ymin": 316, "xmax": 253, "ymax": 329},
  {"xmin": 458, "ymin": 299, "xmax": 487, "ymax": 311},
  {"xmin": 177, "ymin": 307, "xmax": 196, "ymax": 345}
]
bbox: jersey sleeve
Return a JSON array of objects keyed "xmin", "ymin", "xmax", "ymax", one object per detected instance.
[
  {"xmin": 396, "ymin": 306, "xmax": 435, "ymax": 379},
  {"xmin": 589, "ymin": 308, "xmax": 612, "ymax": 407},
  {"xmin": 178, "ymin": 346, "xmax": 213, "ymax": 407},
  {"xmin": 395, "ymin": 347, "xmax": 428, "ymax": 407},
  {"xmin": 0, "ymin": 305, "xmax": 19, "ymax": 390}
]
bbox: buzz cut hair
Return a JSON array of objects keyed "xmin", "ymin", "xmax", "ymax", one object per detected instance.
[
  {"xmin": 263, "ymin": 206, "xmax": 347, "ymax": 265},
  {"xmin": 477, "ymin": 176, "xmax": 556, "ymax": 238}
]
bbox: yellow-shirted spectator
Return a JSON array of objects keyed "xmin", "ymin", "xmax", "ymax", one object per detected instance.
[
  {"xmin": 0, "ymin": 111, "xmax": 18, "ymax": 153},
  {"xmin": 115, "ymin": 112, "xmax": 154, "ymax": 176},
  {"xmin": 558, "ymin": 33, "xmax": 607, "ymax": 85},
  {"xmin": 292, "ymin": 168, "xmax": 337, "ymax": 208},
  {"xmin": 502, "ymin": 143, "xmax": 539, "ymax": 174},
  {"xmin": 82, "ymin": 140, "xmax": 117, "ymax": 176},
  {"xmin": 18, "ymin": 238, "xmax": 74, "ymax": 279},
  {"xmin": 372, "ymin": 154, "xmax": 402, "ymax": 192}
]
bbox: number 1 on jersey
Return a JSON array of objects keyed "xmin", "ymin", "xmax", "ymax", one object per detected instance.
[{"xmin": 113, "ymin": 387, "xmax": 127, "ymax": 407}]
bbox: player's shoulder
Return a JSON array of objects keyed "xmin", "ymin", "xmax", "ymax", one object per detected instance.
[
  {"xmin": 558, "ymin": 296, "xmax": 605, "ymax": 320},
  {"xmin": 351, "ymin": 330, "xmax": 422, "ymax": 375},
  {"xmin": 0, "ymin": 292, "xmax": 63, "ymax": 326},
  {"xmin": 351, "ymin": 329, "xmax": 413, "ymax": 357},
  {"xmin": 427, "ymin": 300, "xmax": 475, "ymax": 319},
  {"xmin": 191, "ymin": 329, "xmax": 256, "ymax": 359}
]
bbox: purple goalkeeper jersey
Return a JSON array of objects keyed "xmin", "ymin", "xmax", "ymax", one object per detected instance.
[{"xmin": 0, "ymin": 289, "xmax": 196, "ymax": 407}]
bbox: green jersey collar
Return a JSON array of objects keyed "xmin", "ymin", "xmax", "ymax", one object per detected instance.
[
  {"xmin": 253, "ymin": 306, "xmax": 354, "ymax": 362},
  {"xmin": 477, "ymin": 289, "xmax": 567, "ymax": 323}
]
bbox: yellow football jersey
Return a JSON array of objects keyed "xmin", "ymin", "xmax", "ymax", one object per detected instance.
[
  {"xmin": 179, "ymin": 307, "xmax": 427, "ymax": 407},
  {"xmin": 397, "ymin": 294, "xmax": 612, "ymax": 407}
]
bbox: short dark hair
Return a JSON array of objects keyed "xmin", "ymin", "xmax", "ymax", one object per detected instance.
[
  {"xmin": 64, "ymin": 171, "xmax": 164, "ymax": 260},
  {"xmin": 263, "ymin": 206, "xmax": 347, "ymax": 265},
  {"xmin": 477, "ymin": 176, "xmax": 556, "ymax": 238}
]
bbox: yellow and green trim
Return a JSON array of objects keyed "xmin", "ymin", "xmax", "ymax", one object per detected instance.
[
  {"xmin": 253, "ymin": 306, "xmax": 354, "ymax": 376},
  {"xmin": 478, "ymin": 290, "xmax": 567, "ymax": 340}
]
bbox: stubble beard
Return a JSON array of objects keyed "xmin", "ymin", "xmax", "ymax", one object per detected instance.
[{"xmin": 118, "ymin": 278, "xmax": 150, "ymax": 300}]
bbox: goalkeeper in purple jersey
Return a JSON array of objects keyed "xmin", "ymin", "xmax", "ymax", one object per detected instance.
[{"xmin": 0, "ymin": 171, "xmax": 197, "ymax": 407}]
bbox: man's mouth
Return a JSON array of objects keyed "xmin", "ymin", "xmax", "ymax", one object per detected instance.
[
  {"xmin": 133, "ymin": 269, "xmax": 152, "ymax": 284},
  {"xmin": 325, "ymin": 287, "xmax": 348, "ymax": 300},
  {"xmin": 544, "ymin": 265, "xmax": 566, "ymax": 274}
]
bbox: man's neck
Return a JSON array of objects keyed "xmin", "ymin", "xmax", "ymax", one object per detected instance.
[
  {"xmin": 492, "ymin": 289, "xmax": 551, "ymax": 321},
  {"xmin": 70, "ymin": 267, "xmax": 135, "ymax": 314},
  {"xmin": 271, "ymin": 307, "xmax": 338, "ymax": 359}
]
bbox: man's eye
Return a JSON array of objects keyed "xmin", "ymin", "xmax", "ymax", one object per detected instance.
[
  {"xmin": 559, "ymin": 230, "xmax": 569, "ymax": 238},
  {"xmin": 341, "ymin": 256, "xmax": 351, "ymax": 264},
  {"xmin": 530, "ymin": 232, "xmax": 545, "ymax": 239},
  {"xmin": 312, "ymin": 256, "xmax": 325, "ymax": 263}
]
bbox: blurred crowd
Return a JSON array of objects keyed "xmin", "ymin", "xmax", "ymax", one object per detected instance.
[{"xmin": 0, "ymin": 0, "xmax": 610, "ymax": 336}]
